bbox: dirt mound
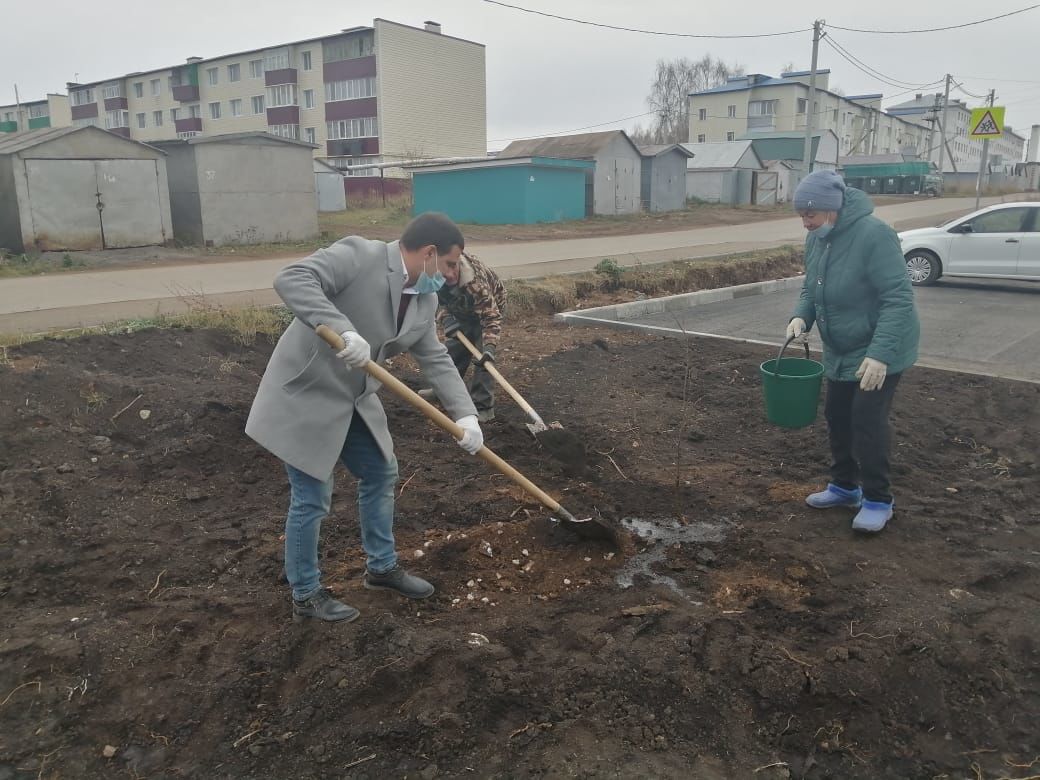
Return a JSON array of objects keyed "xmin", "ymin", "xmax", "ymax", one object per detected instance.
[{"xmin": 1, "ymin": 321, "xmax": 1038, "ymax": 779}]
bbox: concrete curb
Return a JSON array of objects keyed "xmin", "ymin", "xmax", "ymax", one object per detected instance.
[{"xmin": 554, "ymin": 275, "xmax": 806, "ymax": 325}]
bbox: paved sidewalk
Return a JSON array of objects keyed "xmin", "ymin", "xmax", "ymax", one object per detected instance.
[{"xmin": 0, "ymin": 195, "xmax": 1022, "ymax": 334}]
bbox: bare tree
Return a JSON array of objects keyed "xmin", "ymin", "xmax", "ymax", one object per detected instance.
[
  {"xmin": 646, "ymin": 55, "xmax": 743, "ymax": 144},
  {"xmin": 780, "ymin": 61, "xmax": 796, "ymax": 74}
]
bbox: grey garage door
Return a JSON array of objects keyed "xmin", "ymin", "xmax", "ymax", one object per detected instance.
[{"xmin": 23, "ymin": 158, "xmax": 166, "ymax": 251}]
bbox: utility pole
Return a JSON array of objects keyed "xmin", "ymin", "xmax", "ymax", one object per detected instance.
[
  {"xmin": 937, "ymin": 74, "xmax": 952, "ymax": 175},
  {"xmin": 801, "ymin": 19, "xmax": 823, "ymax": 180},
  {"xmin": 975, "ymin": 88, "xmax": 996, "ymax": 210},
  {"xmin": 14, "ymin": 83, "xmax": 24, "ymax": 133},
  {"xmin": 925, "ymin": 93, "xmax": 941, "ymax": 163}
]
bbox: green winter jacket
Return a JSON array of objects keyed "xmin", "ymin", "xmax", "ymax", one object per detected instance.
[{"xmin": 792, "ymin": 188, "xmax": 920, "ymax": 381}]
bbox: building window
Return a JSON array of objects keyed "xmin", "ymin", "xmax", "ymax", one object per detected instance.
[
  {"xmin": 832, "ymin": 108, "xmax": 839, "ymax": 122},
  {"xmin": 136, "ymin": 112, "xmax": 146, "ymax": 129},
  {"xmin": 170, "ymin": 107, "xmax": 180, "ymax": 122},
  {"xmin": 207, "ymin": 68, "xmax": 219, "ymax": 86},
  {"xmin": 267, "ymin": 84, "xmax": 297, "ymax": 107},
  {"xmin": 228, "ymin": 63, "xmax": 241, "ymax": 82},
  {"xmin": 230, "ymin": 98, "xmax": 242, "ymax": 117},
  {"xmin": 326, "ymin": 117, "xmax": 378, "ymax": 139},
  {"xmin": 726, "ymin": 131, "xmax": 735, "ymax": 141},
  {"xmin": 324, "ymin": 77, "xmax": 376, "ymax": 102},
  {"xmin": 72, "ymin": 117, "xmax": 100, "ymax": 128},
  {"xmin": 303, "ymin": 89, "xmax": 315, "ymax": 109},
  {"xmin": 251, "ymin": 95, "xmax": 265, "ymax": 114},
  {"xmin": 749, "ymin": 100, "xmax": 777, "ymax": 116},
  {"xmin": 727, "ymin": 105, "xmax": 736, "ymax": 118},
  {"xmin": 249, "ymin": 59, "xmax": 264, "ymax": 78},
  {"xmin": 697, "ymin": 134, "xmax": 706, "ymax": 143},
  {"xmin": 71, "ymin": 88, "xmax": 94, "ymax": 106},
  {"xmin": 697, "ymin": 108, "xmax": 707, "ymax": 121},
  {"xmin": 264, "ymin": 47, "xmax": 290, "ymax": 71},
  {"xmin": 151, "ymin": 79, "xmax": 161, "ymax": 97},
  {"xmin": 797, "ymin": 98, "xmax": 807, "ymax": 114},
  {"xmin": 134, "ymin": 82, "xmax": 144, "ymax": 98},
  {"xmin": 101, "ymin": 82, "xmax": 124, "ymax": 99},
  {"xmin": 209, "ymin": 102, "xmax": 221, "ymax": 120},
  {"xmin": 28, "ymin": 104, "xmax": 48, "ymax": 119},
  {"xmin": 304, "ymin": 126, "xmax": 316, "ymax": 144},
  {"xmin": 302, "ymin": 51, "xmax": 313, "ymax": 71},
  {"xmin": 153, "ymin": 110, "xmax": 163, "ymax": 126},
  {"xmin": 268, "ymin": 123, "xmax": 299, "ymax": 139},
  {"xmin": 189, "ymin": 104, "xmax": 201, "ymax": 119},
  {"xmin": 105, "ymin": 110, "xmax": 129, "ymax": 129}
]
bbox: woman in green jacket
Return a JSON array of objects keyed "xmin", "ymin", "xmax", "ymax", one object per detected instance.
[{"xmin": 785, "ymin": 170, "xmax": 920, "ymax": 533}]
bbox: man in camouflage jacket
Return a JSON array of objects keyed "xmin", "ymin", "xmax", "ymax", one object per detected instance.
[{"xmin": 422, "ymin": 251, "xmax": 506, "ymax": 422}]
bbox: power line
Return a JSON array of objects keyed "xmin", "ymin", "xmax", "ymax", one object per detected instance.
[
  {"xmin": 482, "ymin": 0, "xmax": 810, "ymax": 38},
  {"xmin": 823, "ymin": 35, "xmax": 941, "ymax": 90},
  {"xmin": 953, "ymin": 81, "xmax": 989, "ymax": 100},
  {"xmin": 827, "ymin": 4, "xmax": 1039, "ymax": 34},
  {"xmin": 488, "ymin": 111, "xmax": 656, "ymax": 143}
]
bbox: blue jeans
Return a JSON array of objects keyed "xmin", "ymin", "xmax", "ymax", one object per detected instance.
[{"xmin": 284, "ymin": 416, "xmax": 399, "ymax": 600}]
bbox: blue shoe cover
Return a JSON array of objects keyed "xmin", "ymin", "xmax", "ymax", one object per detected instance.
[
  {"xmin": 852, "ymin": 500, "xmax": 893, "ymax": 533},
  {"xmin": 805, "ymin": 483, "xmax": 863, "ymax": 509}
]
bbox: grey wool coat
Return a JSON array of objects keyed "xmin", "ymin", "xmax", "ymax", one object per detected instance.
[{"xmin": 245, "ymin": 237, "xmax": 477, "ymax": 480}]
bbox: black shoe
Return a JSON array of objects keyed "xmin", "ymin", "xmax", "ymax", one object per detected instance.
[
  {"xmin": 363, "ymin": 566, "xmax": 435, "ymax": 599},
  {"xmin": 292, "ymin": 588, "xmax": 360, "ymax": 623}
]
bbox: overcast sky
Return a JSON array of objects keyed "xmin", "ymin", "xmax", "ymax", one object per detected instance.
[{"xmin": 3, "ymin": 0, "xmax": 1038, "ymax": 151}]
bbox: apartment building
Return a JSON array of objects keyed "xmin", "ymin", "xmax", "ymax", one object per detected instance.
[
  {"xmin": 688, "ymin": 71, "xmax": 930, "ymax": 158},
  {"xmin": 887, "ymin": 93, "xmax": 1026, "ymax": 175},
  {"xmin": 0, "ymin": 94, "xmax": 71, "ymax": 133},
  {"xmin": 59, "ymin": 19, "xmax": 485, "ymax": 176}
]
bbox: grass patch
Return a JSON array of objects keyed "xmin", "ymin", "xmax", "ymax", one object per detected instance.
[
  {"xmin": 0, "ymin": 304, "xmax": 296, "ymax": 349},
  {"xmin": 506, "ymin": 246, "xmax": 804, "ymax": 314},
  {"xmin": 0, "ymin": 251, "xmax": 87, "ymax": 278}
]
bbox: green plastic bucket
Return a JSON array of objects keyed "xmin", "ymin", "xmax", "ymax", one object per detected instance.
[{"xmin": 759, "ymin": 338, "xmax": 825, "ymax": 429}]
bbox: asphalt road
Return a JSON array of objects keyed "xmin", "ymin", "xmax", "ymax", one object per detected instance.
[
  {"xmin": 0, "ymin": 194, "xmax": 1028, "ymax": 335},
  {"xmin": 631, "ymin": 278, "xmax": 1040, "ymax": 384}
]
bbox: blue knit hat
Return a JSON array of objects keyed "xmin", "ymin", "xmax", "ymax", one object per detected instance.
[{"xmin": 793, "ymin": 170, "xmax": 846, "ymax": 212}]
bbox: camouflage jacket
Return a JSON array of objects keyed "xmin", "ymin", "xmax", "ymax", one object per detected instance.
[{"xmin": 436, "ymin": 253, "xmax": 506, "ymax": 346}]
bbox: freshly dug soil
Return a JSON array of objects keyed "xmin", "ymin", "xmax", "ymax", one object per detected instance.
[{"xmin": 0, "ymin": 316, "xmax": 1037, "ymax": 779}]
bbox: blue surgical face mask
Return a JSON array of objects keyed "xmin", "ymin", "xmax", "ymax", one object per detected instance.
[
  {"xmin": 813, "ymin": 223, "xmax": 834, "ymax": 240},
  {"xmin": 413, "ymin": 253, "xmax": 446, "ymax": 293}
]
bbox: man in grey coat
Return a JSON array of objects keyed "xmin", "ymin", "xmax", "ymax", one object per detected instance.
[{"xmin": 246, "ymin": 213, "xmax": 485, "ymax": 623}]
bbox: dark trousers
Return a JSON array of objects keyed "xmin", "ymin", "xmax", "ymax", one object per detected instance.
[
  {"xmin": 824, "ymin": 373, "xmax": 902, "ymax": 503},
  {"xmin": 445, "ymin": 321, "xmax": 494, "ymax": 413}
]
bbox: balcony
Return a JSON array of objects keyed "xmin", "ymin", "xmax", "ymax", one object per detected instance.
[
  {"xmin": 266, "ymin": 106, "xmax": 299, "ymax": 125},
  {"xmin": 70, "ymin": 103, "xmax": 99, "ymax": 120},
  {"xmin": 323, "ymin": 56, "xmax": 376, "ymax": 82},
  {"xmin": 172, "ymin": 84, "xmax": 200, "ymax": 102},
  {"xmin": 747, "ymin": 115, "xmax": 776, "ymax": 132},
  {"xmin": 174, "ymin": 117, "xmax": 203, "ymax": 133},
  {"xmin": 104, "ymin": 96, "xmax": 128, "ymax": 111},
  {"xmin": 327, "ymin": 138, "xmax": 380, "ymax": 157},
  {"xmin": 265, "ymin": 68, "xmax": 298, "ymax": 86}
]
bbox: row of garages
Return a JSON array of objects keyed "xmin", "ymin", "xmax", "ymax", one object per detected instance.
[
  {"xmin": 408, "ymin": 128, "xmax": 843, "ymax": 224},
  {"xmin": 0, "ymin": 126, "xmax": 333, "ymax": 253}
]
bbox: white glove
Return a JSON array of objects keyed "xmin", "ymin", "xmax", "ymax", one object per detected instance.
[
  {"xmin": 336, "ymin": 331, "xmax": 370, "ymax": 368},
  {"xmin": 455, "ymin": 415, "xmax": 484, "ymax": 455},
  {"xmin": 856, "ymin": 358, "xmax": 888, "ymax": 392},
  {"xmin": 785, "ymin": 317, "xmax": 808, "ymax": 344}
]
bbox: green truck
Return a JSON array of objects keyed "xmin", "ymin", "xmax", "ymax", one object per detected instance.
[{"xmin": 842, "ymin": 161, "xmax": 943, "ymax": 197}]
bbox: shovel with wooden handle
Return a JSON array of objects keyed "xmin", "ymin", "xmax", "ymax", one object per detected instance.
[
  {"xmin": 452, "ymin": 331, "xmax": 552, "ymax": 435},
  {"xmin": 314, "ymin": 325, "xmax": 616, "ymax": 543}
]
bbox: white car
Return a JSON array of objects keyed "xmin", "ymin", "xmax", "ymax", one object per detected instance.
[{"xmin": 898, "ymin": 202, "xmax": 1040, "ymax": 286}]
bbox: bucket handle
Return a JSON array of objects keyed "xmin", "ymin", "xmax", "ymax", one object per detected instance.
[{"xmin": 774, "ymin": 336, "xmax": 811, "ymax": 379}]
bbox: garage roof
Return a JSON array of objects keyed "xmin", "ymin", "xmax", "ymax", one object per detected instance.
[{"xmin": 0, "ymin": 125, "xmax": 165, "ymax": 156}]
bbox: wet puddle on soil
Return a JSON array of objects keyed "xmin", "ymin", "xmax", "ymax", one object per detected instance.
[{"xmin": 615, "ymin": 516, "xmax": 731, "ymax": 601}]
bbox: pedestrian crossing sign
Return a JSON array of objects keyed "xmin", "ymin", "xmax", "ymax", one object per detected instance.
[{"xmin": 968, "ymin": 107, "xmax": 1005, "ymax": 140}]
